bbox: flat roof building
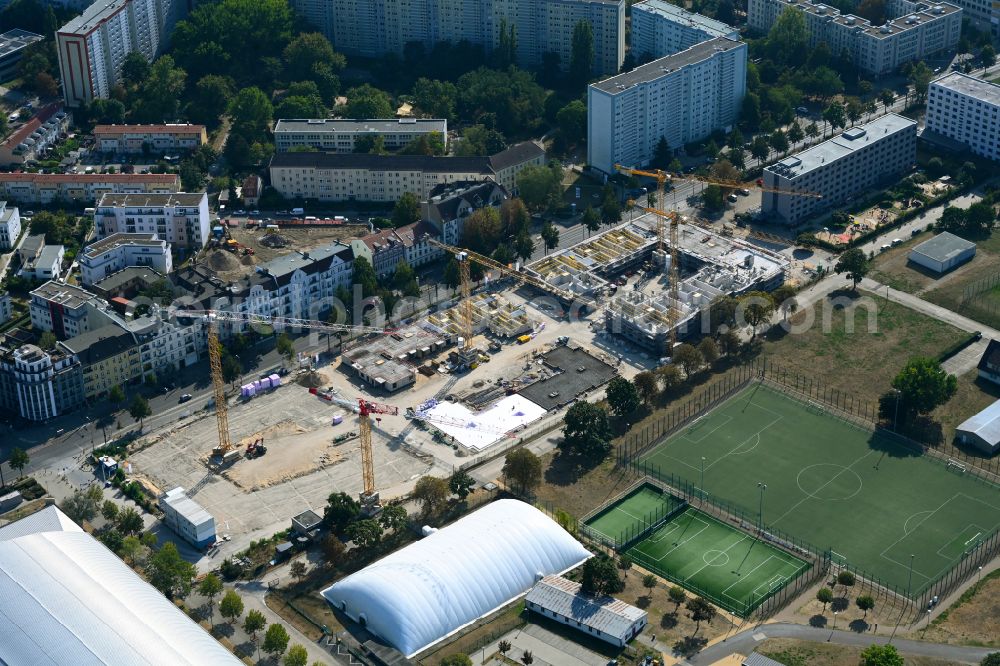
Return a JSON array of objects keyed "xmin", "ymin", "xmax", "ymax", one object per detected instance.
[
  {"xmin": 0, "ymin": 29, "xmax": 42, "ymax": 82},
  {"xmin": 0, "ymin": 200, "xmax": 20, "ymax": 250},
  {"xmin": 274, "ymin": 118, "xmax": 448, "ymax": 153},
  {"xmin": 525, "ymin": 575, "xmax": 647, "ymax": 647},
  {"xmin": 160, "ymin": 487, "xmax": 217, "ymax": 549},
  {"xmin": 908, "ymin": 231, "xmax": 976, "ymax": 273},
  {"xmin": 95, "ymin": 192, "xmax": 210, "ymax": 249},
  {"xmin": 80, "ymin": 232, "xmax": 172, "ymax": 286},
  {"xmin": 631, "ymin": 0, "xmax": 738, "ymax": 59},
  {"xmin": 762, "ymin": 114, "xmax": 917, "ymax": 225},
  {"xmin": 587, "ymin": 37, "xmax": 747, "ymax": 175},
  {"xmin": 926, "ymin": 72, "xmax": 1000, "ymax": 162}
]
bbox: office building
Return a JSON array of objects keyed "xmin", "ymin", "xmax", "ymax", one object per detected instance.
[
  {"xmin": 56, "ymin": 0, "xmax": 187, "ymax": 107},
  {"xmin": 0, "ymin": 201, "xmax": 20, "ymax": 249},
  {"xmin": 0, "ymin": 172, "xmax": 180, "ymax": 204},
  {"xmin": 587, "ymin": 37, "xmax": 747, "ymax": 175},
  {"xmin": 926, "ymin": 72, "xmax": 1000, "ymax": 161},
  {"xmin": 95, "ymin": 192, "xmax": 211, "ymax": 249},
  {"xmin": 0, "ymin": 29, "xmax": 43, "ymax": 82},
  {"xmin": 316, "ymin": 0, "xmax": 625, "ymax": 76},
  {"xmin": 631, "ymin": 0, "xmax": 738, "ymax": 60},
  {"xmin": 93, "ymin": 124, "xmax": 208, "ymax": 154},
  {"xmin": 79, "ymin": 233, "xmax": 173, "ymax": 287},
  {"xmin": 159, "ymin": 487, "xmax": 216, "ymax": 548},
  {"xmin": 0, "ymin": 105, "xmax": 71, "ymax": 166},
  {"xmin": 269, "ymin": 142, "xmax": 544, "ymax": 202},
  {"xmin": 748, "ymin": 0, "xmax": 961, "ymax": 77},
  {"xmin": 274, "ymin": 118, "xmax": 448, "ymax": 153},
  {"xmin": 762, "ymin": 113, "xmax": 917, "ymax": 224}
]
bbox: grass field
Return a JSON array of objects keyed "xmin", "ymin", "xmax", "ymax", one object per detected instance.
[
  {"xmin": 626, "ymin": 507, "xmax": 809, "ymax": 615},
  {"xmin": 637, "ymin": 384, "xmax": 1000, "ymax": 596},
  {"xmin": 583, "ymin": 485, "xmax": 684, "ymax": 544}
]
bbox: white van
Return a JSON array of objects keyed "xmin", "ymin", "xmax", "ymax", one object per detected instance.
[{"xmin": 291, "ymin": 207, "xmax": 305, "ymax": 216}]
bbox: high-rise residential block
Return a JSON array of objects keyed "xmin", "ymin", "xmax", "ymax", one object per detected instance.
[
  {"xmin": 631, "ymin": 0, "xmax": 738, "ymax": 60},
  {"xmin": 925, "ymin": 73, "xmax": 1000, "ymax": 162}
]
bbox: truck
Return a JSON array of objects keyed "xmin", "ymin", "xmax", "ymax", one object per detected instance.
[{"xmin": 291, "ymin": 207, "xmax": 305, "ymax": 216}]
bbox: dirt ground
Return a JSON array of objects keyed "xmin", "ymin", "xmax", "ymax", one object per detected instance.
[
  {"xmin": 917, "ymin": 569, "xmax": 1000, "ymax": 648},
  {"xmin": 228, "ymin": 224, "xmax": 366, "ymax": 263},
  {"xmin": 756, "ymin": 637, "xmax": 957, "ymax": 666},
  {"xmin": 785, "ymin": 577, "xmax": 907, "ymax": 637}
]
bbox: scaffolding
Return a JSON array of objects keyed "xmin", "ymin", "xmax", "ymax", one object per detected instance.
[{"xmin": 427, "ymin": 293, "xmax": 535, "ymax": 340}]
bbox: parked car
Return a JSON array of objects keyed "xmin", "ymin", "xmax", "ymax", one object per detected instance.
[
  {"xmin": 179, "ymin": 393, "xmax": 193, "ymax": 403},
  {"xmin": 796, "ymin": 106, "xmax": 809, "ymax": 115}
]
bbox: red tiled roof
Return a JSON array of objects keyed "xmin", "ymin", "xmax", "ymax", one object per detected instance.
[{"xmin": 1, "ymin": 103, "xmax": 61, "ymax": 150}]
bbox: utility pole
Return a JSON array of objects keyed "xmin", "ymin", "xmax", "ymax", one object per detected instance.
[{"xmin": 757, "ymin": 482, "xmax": 767, "ymax": 533}]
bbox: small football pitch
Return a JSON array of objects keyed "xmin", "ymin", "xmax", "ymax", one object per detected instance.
[{"xmin": 634, "ymin": 383, "xmax": 1000, "ymax": 597}]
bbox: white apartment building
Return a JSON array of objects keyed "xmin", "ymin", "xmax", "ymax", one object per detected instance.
[
  {"xmin": 95, "ymin": 192, "xmax": 210, "ymax": 249},
  {"xmin": 0, "ymin": 201, "xmax": 20, "ymax": 249},
  {"xmin": 631, "ymin": 0, "xmax": 738, "ymax": 60},
  {"xmin": 0, "ymin": 173, "xmax": 180, "ymax": 205},
  {"xmin": 56, "ymin": 0, "xmax": 186, "ymax": 107},
  {"xmin": 79, "ymin": 233, "xmax": 173, "ymax": 287},
  {"xmin": 748, "ymin": 0, "xmax": 961, "ymax": 77},
  {"xmin": 1, "ymin": 344, "xmax": 84, "ymax": 421},
  {"xmin": 762, "ymin": 113, "xmax": 917, "ymax": 224},
  {"xmin": 0, "ymin": 293, "xmax": 12, "ymax": 326},
  {"xmin": 316, "ymin": 0, "xmax": 625, "ymax": 75},
  {"xmin": 926, "ymin": 73, "xmax": 1000, "ymax": 161},
  {"xmin": 93, "ymin": 124, "xmax": 208, "ymax": 154},
  {"xmin": 587, "ymin": 37, "xmax": 747, "ymax": 175},
  {"xmin": 20, "ymin": 245, "xmax": 65, "ymax": 282},
  {"xmin": 30, "ymin": 281, "xmax": 118, "ymax": 340},
  {"xmin": 128, "ymin": 306, "xmax": 203, "ymax": 375},
  {"xmin": 274, "ymin": 119, "xmax": 448, "ymax": 153}
]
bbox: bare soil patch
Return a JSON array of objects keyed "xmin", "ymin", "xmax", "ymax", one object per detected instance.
[
  {"xmin": 221, "ymin": 419, "xmax": 350, "ymax": 490},
  {"xmin": 757, "ymin": 638, "xmax": 957, "ymax": 666},
  {"xmin": 918, "ymin": 569, "xmax": 1000, "ymax": 648}
]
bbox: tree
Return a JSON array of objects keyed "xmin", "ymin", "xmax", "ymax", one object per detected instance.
[
  {"xmin": 199, "ymin": 573, "xmax": 223, "ymax": 622},
  {"xmin": 228, "ymin": 87, "xmax": 273, "ymax": 144},
  {"xmin": 806, "ymin": 122, "xmax": 820, "ymax": 140},
  {"xmin": 38, "ymin": 330, "xmax": 57, "ymax": 350},
  {"xmin": 147, "ymin": 542, "xmax": 196, "ymax": 599},
  {"xmin": 116, "ymin": 507, "xmax": 144, "ymax": 536},
  {"xmin": 860, "ymin": 644, "xmax": 904, "ymax": 666},
  {"xmin": 345, "ymin": 84, "xmax": 394, "ymax": 118},
  {"xmin": 787, "ymin": 121, "xmax": 804, "ymax": 145},
  {"xmin": 698, "ymin": 338, "xmax": 720, "ymax": 366},
  {"xmin": 669, "ymin": 585, "xmax": 686, "ymax": 611},
  {"xmin": 461, "ymin": 206, "xmax": 502, "ymax": 254},
  {"xmin": 834, "ymin": 248, "xmax": 870, "ymax": 290},
  {"xmin": 132, "ymin": 56, "xmax": 187, "ymax": 124},
  {"xmin": 502, "ymin": 448, "xmax": 542, "ymax": 494},
  {"xmin": 346, "ymin": 517, "xmax": 383, "ymax": 548},
  {"xmin": 750, "ymin": 137, "xmax": 771, "ymax": 162},
  {"xmin": 856, "ymin": 594, "xmax": 875, "ymax": 618},
  {"xmin": 8, "ymin": 447, "xmax": 28, "ymax": 478},
  {"xmin": 443, "ymin": 258, "xmax": 461, "ymax": 289},
  {"xmin": 618, "ymin": 554, "xmax": 633, "ymax": 578},
  {"xmin": 965, "ymin": 201, "xmax": 998, "ymax": 235},
  {"xmin": 769, "ymin": 129, "xmax": 789, "ymax": 156},
  {"xmin": 742, "ymin": 93, "xmax": 762, "ymax": 132},
  {"xmin": 907, "ymin": 61, "xmax": 934, "ymax": 101},
  {"xmin": 816, "ymin": 586, "xmax": 833, "ymax": 612},
  {"xmin": 514, "ymin": 230, "xmax": 535, "ymax": 261},
  {"xmin": 378, "ymin": 503, "xmax": 408, "ymax": 532},
  {"xmin": 672, "ymin": 343, "xmax": 703, "ymax": 377},
  {"xmin": 275, "ymin": 332, "xmax": 296, "ymax": 363},
  {"xmin": 521, "ymin": 653, "xmax": 534, "ymax": 666},
  {"xmin": 455, "ymin": 124, "xmax": 506, "ymax": 156},
  {"xmin": 880, "ymin": 89, "xmax": 895, "ymax": 112},
  {"xmin": 449, "ymin": 470, "xmax": 476, "ymax": 500},
  {"xmin": 392, "ymin": 192, "xmax": 420, "ymax": 228},
  {"xmin": 392, "ymin": 260, "xmax": 416, "ymax": 292},
  {"xmin": 767, "ymin": 7, "xmax": 810, "ymax": 65},
  {"xmin": 60, "ymin": 486, "xmax": 103, "ymax": 524},
  {"xmin": 634, "ymin": 371, "xmax": 659, "ymax": 406},
  {"xmin": 440, "ymin": 656, "xmax": 473, "ymax": 666},
  {"xmin": 498, "ymin": 640, "xmax": 512, "ymax": 657},
  {"xmin": 323, "ymin": 492, "xmax": 360, "ymax": 532},
  {"xmin": 717, "ymin": 329, "xmax": 741, "ymax": 357},
  {"xmin": 981, "ymin": 654, "xmax": 1000, "ymax": 666},
  {"xmin": 890, "ymin": 357, "xmax": 958, "ymax": 418},
  {"xmin": 413, "ymin": 475, "xmax": 450, "ymax": 514},
  {"xmin": 190, "ymin": 74, "xmax": 235, "ymax": 124},
  {"xmin": 686, "ymin": 597, "xmax": 717, "ymax": 634},
  {"xmin": 556, "ymin": 100, "xmax": 587, "ymax": 145},
  {"xmin": 321, "ymin": 535, "xmax": 347, "ymax": 566},
  {"xmin": 276, "ymin": 94, "xmax": 326, "ymax": 119},
  {"xmin": 837, "ymin": 570, "xmax": 856, "ymax": 591},
  {"xmin": 541, "ymin": 221, "xmax": 560, "ymax": 252},
  {"xmin": 284, "ymin": 644, "xmax": 309, "ymax": 666},
  {"xmin": 244, "ymin": 609, "xmax": 266, "ymax": 640},
  {"xmin": 581, "ymin": 553, "xmax": 621, "ymax": 596},
  {"xmin": 289, "ymin": 559, "xmax": 307, "ymax": 582},
  {"xmin": 605, "ymin": 376, "xmax": 640, "ymax": 416},
  {"xmin": 284, "ymin": 32, "xmax": 344, "ymax": 81},
  {"xmin": 823, "ymin": 102, "xmax": 847, "ymax": 134},
  {"xmin": 562, "ymin": 402, "xmax": 612, "ymax": 461},
  {"xmin": 101, "ymin": 500, "xmax": 120, "ymax": 522},
  {"xmin": 740, "ymin": 291, "xmax": 776, "ymax": 338},
  {"xmin": 128, "ymin": 395, "xmax": 151, "ymax": 430},
  {"xmin": 772, "ymin": 284, "xmax": 798, "ymax": 320},
  {"xmin": 642, "ymin": 573, "xmax": 657, "ymax": 596},
  {"xmin": 220, "ymin": 590, "xmax": 244, "ymax": 625},
  {"xmin": 570, "ymin": 20, "xmax": 594, "ymax": 85},
  {"xmin": 702, "ymin": 184, "xmax": 724, "ymax": 212},
  {"xmin": 120, "ymin": 535, "xmax": 143, "ymax": 565},
  {"xmin": 263, "ymin": 622, "xmax": 290, "ymax": 659},
  {"xmin": 517, "ymin": 164, "xmax": 562, "ymax": 212},
  {"xmin": 846, "ymin": 97, "xmax": 864, "ymax": 126},
  {"xmin": 412, "ymin": 78, "xmax": 457, "ymax": 119},
  {"xmin": 981, "ymin": 44, "xmax": 997, "ymax": 69},
  {"xmin": 121, "ymin": 51, "xmax": 151, "ymax": 87}
]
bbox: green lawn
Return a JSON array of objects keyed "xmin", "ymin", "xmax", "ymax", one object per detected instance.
[
  {"xmin": 628, "ymin": 507, "xmax": 809, "ymax": 616},
  {"xmin": 636, "ymin": 384, "xmax": 1000, "ymax": 597}
]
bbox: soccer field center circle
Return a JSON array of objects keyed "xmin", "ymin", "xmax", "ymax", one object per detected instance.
[
  {"xmin": 795, "ymin": 463, "xmax": 864, "ymax": 501},
  {"xmin": 702, "ymin": 549, "xmax": 731, "ymax": 567}
]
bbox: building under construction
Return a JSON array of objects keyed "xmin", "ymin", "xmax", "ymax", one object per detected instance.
[
  {"xmin": 426, "ymin": 292, "xmax": 536, "ymax": 340},
  {"xmin": 527, "ymin": 217, "xmax": 788, "ymax": 355},
  {"xmin": 342, "ymin": 324, "xmax": 451, "ymax": 392}
]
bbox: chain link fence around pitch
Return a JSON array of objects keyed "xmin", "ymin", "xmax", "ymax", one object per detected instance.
[{"xmin": 616, "ymin": 359, "xmax": 1000, "ymax": 625}]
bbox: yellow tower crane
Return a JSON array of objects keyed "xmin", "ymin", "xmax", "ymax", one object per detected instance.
[{"xmin": 207, "ymin": 316, "xmax": 232, "ymax": 459}]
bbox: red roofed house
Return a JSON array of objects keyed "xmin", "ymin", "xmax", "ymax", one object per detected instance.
[
  {"xmin": 93, "ymin": 124, "xmax": 207, "ymax": 154},
  {"xmin": 0, "ymin": 104, "xmax": 71, "ymax": 166},
  {"xmin": 242, "ymin": 174, "xmax": 262, "ymax": 207}
]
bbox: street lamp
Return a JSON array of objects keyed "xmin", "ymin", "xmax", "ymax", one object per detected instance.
[
  {"xmin": 700, "ymin": 456, "xmax": 706, "ymax": 503},
  {"xmin": 892, "ymin": 388, "xmax": 901, "ymax": 433},
  {"xmin": 757, "ymin": 482, "xmax": 767, "ymax": 533},
  {"xmin": 829, "ymin": 611, "xmax": 839, "ymax": 640},
  {"xmin": 922, "ymin": 609, "xmax": 932, "ymax": 638},
  {"xmin": 907, "ymin": 554, "xmax": 915, "ymax": 598}
]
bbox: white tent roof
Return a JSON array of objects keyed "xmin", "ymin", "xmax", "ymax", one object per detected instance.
[
  {"xmin": 0, "ymin": 506, "xmax": 241, "ymax": 666},
  {"xmin": 322, "ymin": 499, "xmax": 591, "ymax": 657}
]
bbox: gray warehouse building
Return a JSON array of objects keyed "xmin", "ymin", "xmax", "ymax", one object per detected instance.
[
  {"xmin": 908, "ymin": 231, "xmax": 976, "ymax": 273},
  {"xmin": 956, "ymin": 399, "xmax": 1000, "ymax": 454}
]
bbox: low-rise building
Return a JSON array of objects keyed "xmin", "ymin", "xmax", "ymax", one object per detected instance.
[
  {"xmin": 422, "ymin": 180, "xmax": 508, "ymax": 247},
  {"xmin": 925, "ymin": 73, "xmax": 1000, "ymax": 162},
  {"xmin": 17, "ymin": 233, "xmax": 45, "ymax": 266},
  {"xmin": 59, "ymin": 324, "xmax": 141, "ymax": 397},
  {"xmin": 955, "ymin": 399, "xmax": 1000, "ymax": 454},
  {"xmin": 525, "ymin": 574, "xmax": 647, "ymax": 647},
  {"xmin": 978, "ymin": 339, "xmax": 1000, "ymax": 386},
  {"xmin": 159, "ymin": 487, "xmax": 216, "ymax": 549},
  {"xmin": 241, "ymin": 174, "xmax": 262, "ymax": 207},
  {"xmin": 88, "ymin": 266, "xmax": 166, "ymax": 300},
  {"xmin": 631, "ymin": 0, "xmax": 738, "ymax": 59},
  {"xmin": 274, "ymin": 118, "xmax": 448, "ymax": 153},
  {"xmin": 19, "ymin": 244, "xmax": 64, "ymax": 282},
  {"xmin": 95, "ymin": 192, "xmax": 210, "ymax": 249},
  {"xmin": 0, "ymin": 29, "xmax": 43, "ymax": 81},
  {"xmin": 29, "ymin": 281, "xmax": 118, "ymax": 339},
  {"xmin": 79, "ymin": 233, "xmax": 172, "ymax": 287},
  {"xmin": 587, "ymin": 37, "xmax": 747, "ymax": 175},
  {"xmin": 394, "ymin": 220, "xmax": 443, "ymax": 269},
  {"xmin": 762, "ymin": 114, "xmax": 917, "ymax": 225},
  {"xmin": 908, "ymin": 231, "xmax": 976, "ymax": 273},
  {"xmin": 93, "ymin": 124, "xmax": 208, "ymax": 154},
  {"xmin": 0, "ymin": 342, "xmax": 85, "ymax": 421},
  {"xmin": 268, "ymin": 142, "xmax": 544, "ymax": 202},
  {"xmin": 352, "ymin": 227, "xmax": 407, "ymax": 278},
  {"xmin": 0, "ymin": 201, "xmax": 20, "ymax": 249},
  {"xmin": 0, "ymin": 105, "xmax": 71, "ymax": 166},
  {"xmin": 291, "ymin": 509, "xmax": 322, "ymax": 538},
  {"xmin": 0, "ymin": 172, "xmax": 180, "ymax": 205}
]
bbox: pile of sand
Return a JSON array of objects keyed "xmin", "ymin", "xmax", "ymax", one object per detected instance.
[{"xmin": 208, "ymin": 250, "xmax": 241, "ymax": 272}]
